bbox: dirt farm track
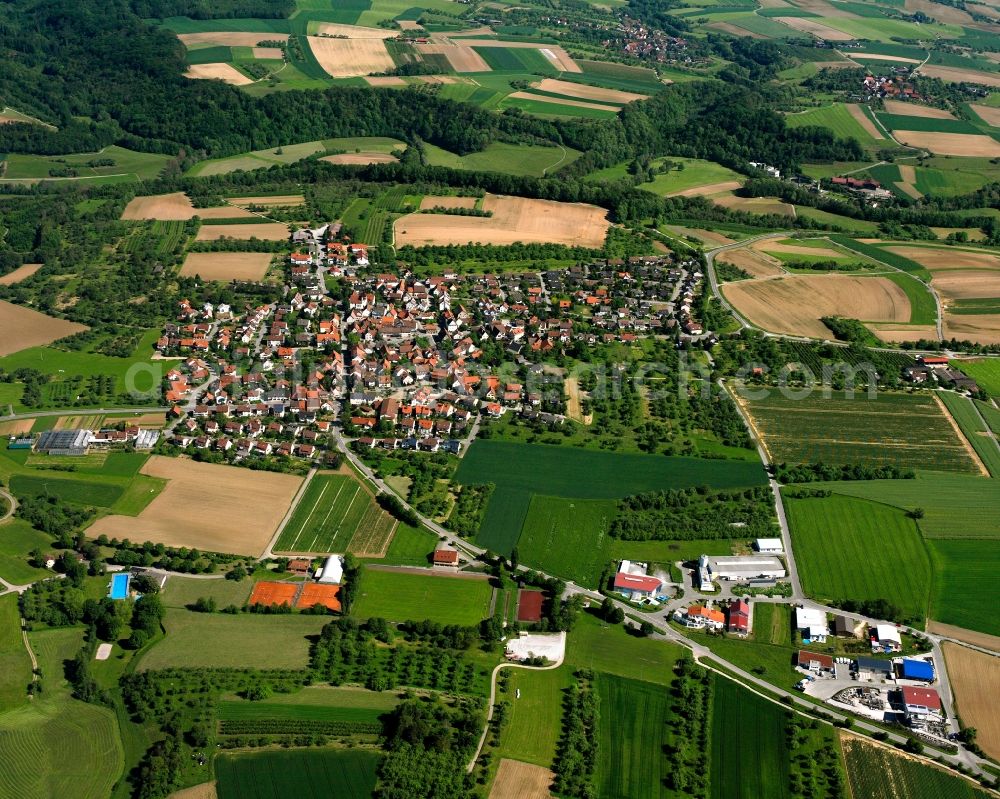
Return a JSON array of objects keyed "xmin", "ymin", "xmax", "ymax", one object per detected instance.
[{"xmin": 87, "ymin": 456, "xmax": 303, "ymax": 556}]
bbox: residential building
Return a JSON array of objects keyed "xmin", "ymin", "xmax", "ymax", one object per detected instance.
[
  {"xmin": 797, "ymin": 650, "xmax": 834, "ymax": 673},
  {"xmin": 871, "ymin": 624, "xmax": 902, "ymax": 653},
  {"xmin": 899, "ymin": 685, "xmax": 942, "ymax": 719},
  {"xmin": 613, "ymin": 560, "xmax": 662, "ymax": 599},
  {"xmin": 796, "ymin": 606, "xmax": 829, "ymax": 643},
  {"xmin": 684, "ymin": 605, "xmax": 725, "ymax": 630},
  {"xmin": 727, "ymin": 599, "xmax": 750, "ymax": 635}
]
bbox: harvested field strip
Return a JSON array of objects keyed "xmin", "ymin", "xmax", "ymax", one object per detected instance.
[
  {"xmin": 970, "ymin": 103, "xmax": 1000, "ymax": 126},
  {"xmin": 179, "ymin": 252, "xmax": 273, "ymax": 281},
  {"xmin": 321, "ymin": 152, "xmax": 397, "ymax": 165},
  {"xmin": 532, "ymin": 77, "xmax": 646, "ymax": 103},
  {"xmin": 412, "ymin": 43, "xmax": 491, "ymax": 72},
  {"xmin": 942, "ymin": 644, "xmax": 1000, "ymax": 762},
  {"xmin": 0, "ymin": 300, "xmax": 87, "ymax": 357},
  {"xmin": 846, "ymin": 103, "xmax": 885, "ymax": 139},
  {"xmin": 739, "ymin": 391, "xmax": 981, "ymax": 473},
  {"xmin": 893, "ymin": 131, "xmax": 1000, "ymax": 157},
  {"xmin": 228, "ymin": 195, "xmax": 304, "ymax": 206},
  {"xmin": 506, "ymin": 91, "xmax": 618, "ymax": 112},
  {"xmin": 185, "ymin": 63, "xmax": 253, "ymax": 86},
  {"xmin": 88, "ymin": 456, "xmax": 302, "ymax": 556},
  {"xmin": 886, "ymin": 245, "xmax": 1000, "ymax": 271},
  {"xmin": 931, "ymin": 621, "xmax": 1000, "ymax": 651},
  {"xmin": 884, "ymin": 99, "xmax": 956, "ymax": 118},
  {"xmin": 314, "ymin": 22, "xmax": 397, "ymax": 38},
  {"xmin": 178, "ymin": 32, "xmax": 288, "ymax": 47},
  {"xmin": 489, "ymin": 759, "xmax": 554, "ymax": 799},
  {"xmin": 195, "ymin": 223, "xmax": 288, "ymax": 241},
  {"xmin": 918, "ymin": 65, "xmax": 1000, "ymax": 87},
  {"xmin": 121, "ymin": 192, "xmax": 254, "ymax": 221},
  {"xmin": 306, "ymin": 37, "xmax": 393, "ymax": 77},
  {"xmin": 0, "ymin": 264, "xmax": 41, "ymax": 285}
]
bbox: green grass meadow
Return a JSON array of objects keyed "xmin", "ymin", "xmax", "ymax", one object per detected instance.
[
  {"xmin": 0, "ymin": 519, "xmax": 53, "ymax": 585},
  {"xmin": 0, "ymin": 146, "xmax": 170, "ymax": 183},
  {"xmin": 938, "ymin": 391, "xmax": 1000, "ymax": 476},
  {"xmin": 422, "ymin": 142, "xmax": 580, "ymax": 176},
  {"xmin": 517, "ymin": 496, "xmax": 618, "ymax": 586},
  {"xmin": 928, "ymin": 539, "xmax": 1000, "ymax": 637},
  {"xmin": 784, "ymin": 494, "xmax": 932, "ymax": 621},
  {"xmin": 565, "ymin": 612, "xmax": 680, "ymax": 686},
  {"xmin": 843, "ymin": 737, "xmax": 991, "ymax": 799},
  {"xmin": 954, "ymin": 358, "xmax": 1000, "ymax": 398},
  {"xmin": 0, "ymin": 594, "xmax": 30, "ymax": 714},
  {"xmin": 785, "ymin": 104, "xmax": 886, "ymax": 149},
  {"xmin": 496, "ymin": 666, "xmax": 571, "ymax": 767},
  {"xmin": 351, "ymin": 568, "xmax": 493, "ymax": 626},
  {"xmin": 215, "ymin": 749, "xmax": 380, "ymax": 799},
  {"xmin": 218, "ymin": 685, "xmax": 399, "ymax": 725}
]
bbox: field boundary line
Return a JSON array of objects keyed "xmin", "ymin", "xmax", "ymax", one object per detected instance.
[
  {"xmin": 262, "ymin": 467, "xmax": 316, "ymax": 559},
  {"xmin": 933, "ymin": 393, "xmax": 989, "ymax": 477}
]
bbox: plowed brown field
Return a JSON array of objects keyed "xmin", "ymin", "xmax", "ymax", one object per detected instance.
[{"xmin": 0, "ymin": 300, "xmax": 87, "ymax": 356}]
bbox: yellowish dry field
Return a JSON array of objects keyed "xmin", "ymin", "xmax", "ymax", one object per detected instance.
[
  {"xmin": 717, "ymin": 249, "xmax": 786, "ymax": 278},
  {"xmin": 419, "ymin": 195, "xmax": 478, "ymax": 210},
  {"xmin": 456, "ymin": 40, "xmax": 581, "ymax": 72},
  {"xmin": 88, "ymin": 456, "xmax": 303, "ymax": 556},
  {"xmin": 929, "ymin": 621, "xmax": 1000, "ymax": 651},
  {"xmin": 883, "ymin": 100, "xmax": 956, "ymax": 119},
  {"xmin": 905, "ymin": 0, "xmax": 975, "ymax": 24},
  {"xmin": 413, "ymin": 43, "xmax": 491, "ymax": 72},
  {"xmin": 887, "ymin": 246, "xmax": 1000, "ymax": 271},
  {"xmin": 394, "ymin": 194, "xmax": 609, "ymax": 247},
  {"xmin": 320, "ymin": 152, "xmax": 399, "ymax": 165},
  {"xmin": 942, "ymin": 643, "xmax": 1000, "ymax": 761},
  {"xmin": 106, "ymin": 412, "xmax": 166, "ymax": 427},
  {"xmin": 314, "ymin": 23, "xmax": 398, "ymax": 38},
  {"xmin": 891, "ymin": 130, "xmax": 1000, "ymax": 157},
  {"xmin": 775, "ymin": 16, "xmax": 856, "ymax": 39},
  {"xmin": 167, "ymin": 782, "xmax": 217, "ymax": 799},
  {"xmin": 933, "ymin": 270, "xmax": 1000, "ymax": 301},
  {"xmin": 865, "ymin": 323, "xmax": 940, "ymax": 343},
  {"xmin": 918, "ymin": 65, "xmax": 1000, "ymax": 87},
  {"xmin": 791, "ymin": 0, "xmax": 858, "ymax": 17},
  {"xmin": 178, "ymin": 32, "xmax": 287, "ymax": 47},
  {"xmin": 708, "ymin": 21, "xmax": 768, "ymax": 38},
  {"xmin": 930, "ymin": 226, "xmax": 986, "ymax": 241},
  {"xmin": 970, "ymin": 103, "xmax": 1000, "ymax": 126},
  {"xmin": 252, "ymin": 47, "xmax": 283, "ymax": 59},
  {"xmin": 228, "ymin": 195, "xmax": 304, "ymax": 207},
  {"xmin": 307, "ymin": 37, "xmax": 394, "ymax": 77},
  {"xmin": 0, "ymin": 263, "xmax": 42, "ymax": 285},
  {"xmin": 667, "ymin": 226, "xmax": 738, "ymax": 246},
  {"xmin": 849, "ymin": 52, "xmax": 920, "ymax": 63},
  {"xmin": 179, "ymin": 252, "xmax": 273, "ymax": 281},
  {"xmin": 846, "ymin": 104, "xmax": 885, "ymax": 138},
  {"xmin": 489, "ymin": 760, "xmax": 554, "ymax": 799},
  {"xmin": 753, "ymin": 241, "xmax": 843, "ymax": 258},
  {"xmin": 944, "ymin": 314, "xmax": 1000, "ymax": 345},
  {"xmin": 364, "ymin": 76, "xmax": 407, "ymax": 86},
  {"xmin": 713, "ymin": 194, "xmax": 796, "ymax": 216},
  {"xmin": 184, "ymin": 63, "xmax": 253, "ymax": 86},
  {"xmin": 666, "ymin": 180, "xmax": 743, "ymax": 198},
  {"xmin": 533, "ymin": 78, "xmax": 647, "ymax": 104},
  {"xmin": 121, "ymin": 193, "xmax": 254, "ymax": 221},
  {"xmin": 195, "ymin": 223, "xmax": 289, "ymax": 242},
  {"xmin": 0, "ymin": 300, "xmax": 87, "ymax": 356},
  {"xmin": 0, "ymin": 419, "xmax": 34, "ymax": 435},
  {"xmin": 508, "ymin": 91, "xmax": 618, "ymax": 112},
  {"xmin": 722, "ymin": 275, "xmax": 911, "ymax": 338}
]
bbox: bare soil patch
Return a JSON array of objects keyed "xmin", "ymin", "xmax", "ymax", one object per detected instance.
[
  {"xmin": 195, "ymin": 223, "xmax": 289, "ymax": 242},
  {"xmin": 669, "ymin": 227, "xmax": 737, "ymax": 246},
  {"xmin": 315, "ymin": 23, "xmax": 398, "ymax": 38},
  {"xmin": 489, "ymin": 759, "xmax": 554, "ymax": 799},
  {"xmin": 252, "ymin": 47, "xmax": 283, "ymax": 59},
  {"xmin": 846, "ymin": 103, "xmax": 884, "ymax": 138},
  {"xmin": 714, "ymin": 194, "xmax": 795, "ymax": 216},
  {"xmin": 666, "ymin": 180, "xmax": 743, "ymax": 198},
  {"xmin": 865, "ymin": 323, "xmax": 939, "ymax": 343},
  {"xmin": 933, "ymin": 270, "xmax": 1000, "ymax": 301},
  {"xmin": 398, "ymin": 20, "xmax": 423, "ymax": 31},
  {"xmin": 88, "ymin": 456, "xmax": 302, "ymax": 556},
  {"xmin": 228, "ymin": 195, "xmax": 304, "ymax": 207},
  {"xmin": 179, "ymin": 252, "xmax": 273, "ymax": 281},
  {"xmin": 457, "ymin": 40, "xmax": 580, "ymax": 72},
  {"xmin": 307, "ymin": 37, "xmax": 393, "ymax": 77},
  {"xmin": 508, "ymin": 91, "xmax": 618, "ymax": 112},
  {"xmin": 320, "ymin": 152, "xmax": 399, "ymax": 165},
  {"xmin": 943, "ymin": 642, "xmax": 1000, "ymax": 759},
  {"xmin": 753, "ymin": 241, "xmax": 843, "ymax": 258},
  {"xmin": 775, "ymin": 16, "xmax": 856, "ymax": 40},
  {"xmin": 892, "ymin": 130, "xmax": 1000, "ymax": 157},
  {"xmin": 122, "ymin": 193, "xmax": 254, "ymax": 221},
  {"xmin": 943, "ymin": 313, "xmax": 1000, "ymax": 345},
  {"xmin": 930, "ymin": 621, "xmax": 1000, "ymax": 651},
  {"xmin": 918, "ymin": 65, "xmax": 1000, "ymax": 87},
  {"xmin": 413, "ymin": 43, "xmax": 491, "ymax": 72},
  {"xmin": 167, "ymin": 781, "xmax": 218, "ymax": 799},
  {"xmin": 708, "ymin": 21, "xmax": 768, "ymax": 38},
  {"xmin": 0, "ymin": 419, "xmax": 34, "ymax": 435},
  {"xmin": 395, "ymin": 194, "xmax": 609, "ymax": 248},
  {"xmin": 970, "ymin": 103, "xmax": 1000, "ymax": 126},
  {"xmin": 887, "ymin": 246, "xmax": 1000, "ymax": 271},
  {"xmin": 365, "ymin": 76, "xmax": 407, "ymax": 86},
  {"xmin": 0, "ymin": 264, "xmax": 42, "ymax": 285},
  {"xmin": 178, "ymin": 32, "xmax": 287, "ymax": 47},
  {"xmin": 108, "ymin": 412, "xmax": 166, "ymax": 427},
  {"xmin": 184, "ymin": 63, "xmax": 253, "ymax": 86},
  {"xmin": 717, "ymin": 250, "xmax": 786, "ymax": 278},
  {"xmin": 895, "ymin": 180, "xmax": 923, "ymax": 200},
  {"xmin": 849, "ymin": 52, "xmax": 920, "ymax": 64},
  {"xmin": 533, "ymin": 78, "xmax": 647, "ymax": 104},
  {"xmin": 905, "ymin": 0, "xmax": 975, "ymax": 24},
  {"xmin": 792, "ymin": 0, "xmax": 858, "ymax": 16},
  {"xmin": 0, "ymin": 300, "xmax": 87, "ymax": 356},
  {"xmin": 722, "ymin": 275, "xmax": 911, "ymax": 338},
  {"xmin": 420, "ymin": 195, "xmax": 478, "ymax": 210},
  {"xmin": 884, "ymin": 100, "xmax": 956, "ymax": 119}
]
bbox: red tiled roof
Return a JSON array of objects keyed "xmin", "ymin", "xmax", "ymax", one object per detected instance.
[
  {"xmin": 901, "ymin": 685, "xmax": 941, "ymax": 710},
  {"xmin": 797, "ymin": 649, "xmax": 834, "ymax": 669},
  {"xmin": 433, "ymin": 549, "xmax": 459, "ymax": 565},
  {"xmin": 614, "ymin": 572, "xmax": 662, "ymax": 592}
]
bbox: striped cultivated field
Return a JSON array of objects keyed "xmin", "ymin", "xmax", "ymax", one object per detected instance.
[{"xmin": 275, "ymin": 472, "xmax": 396, "ymax": 555}]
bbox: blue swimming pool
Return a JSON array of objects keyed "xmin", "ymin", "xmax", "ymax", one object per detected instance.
[{"xmin": 109, "ymin": 572, "xmax": 130, "ymax": 600}]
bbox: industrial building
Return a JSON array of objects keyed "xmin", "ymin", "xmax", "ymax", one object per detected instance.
[
  {"xmin": 900, "ymin": 658, "xmax": 935, "ymax": 682},
  {"xmin": 754, "ymin": 538, "xmax": 783, "ymax": 554},
  {"xmin": 796, "ymin": 606, "xmax": 829, "ymax": 643},
  {"xmin": 871, "ymin": 624, "xmax": 902, "ymax": 653},
  {"xmin": 855, "ymin": 656, "xmax": 893, "ymax": 682},
  {"xmin": 316, "ymin": 554, "xmax": 344, "ymax": 585},
  {"xmin": 34, "ymin": 429, "xmax": 93, "ymax": 456},
  {"xmin": 705, "ymin": 555, "xmax": 786, "ymax": 582}
]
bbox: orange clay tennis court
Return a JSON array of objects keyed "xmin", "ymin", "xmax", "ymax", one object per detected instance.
[
  {"xmin": 297, "ymin": 584, "xmax": 342, "ymax": 612},
  {"xmin": 248, "ymin": 581, "xmax": 299, "ymax": 607}
]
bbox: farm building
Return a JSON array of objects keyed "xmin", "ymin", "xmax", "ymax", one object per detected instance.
[
  {"xmin": 8, "ymin": 436, "xmax": 33, "ymax": 450},
  {"xmin": 855, "ymin": 656, "xmax": 893, "ymax": 681},
  {"xmin": 317, "ymin": 554, "xmax": 343, "ymax": 585},
  {"xmin": 898, "ymin": 685, "xmax": 942, "ymax": 719},
  {"xmin": 287, "ymin": 558, "xmax": 312, "ymax": 575},
  {"xmin": 516, "ymin": 589, "xmax": 544, "ymax": 623},
  {"xmin": 797, "ymin": 650, "xmax": 833, "ymax": 673},
  {"xmin": 727, "ymin": 599, "xmax": 750, "ymax": 635},
  {"xmin": 900, "ymin": 658, "xmax": 935, "ymax": 682},
  {"xmin": 754, "ymin": 538, "xmax": 783, "ymax": 554},
  {"xmin": 871, "ymin": 624, "xmax": 902, "ymax": 653},
  {"xmin": 697, "ymin": 555, "xmax": 713, "ymax": 592},
  {"xmin": 34, "ymin": 429, "xmax": 93, "ymax": 456},
  {"xmin": 432, "ymin": 546, "xmax": 460, "ymax": 567},
  {"xmin": 135, "ymin": 429, "xmax": 160, "ymax": 449},
  {"xmin": 706, "ymin": 555, "xmax": 786, "ymax": 582},
  {"xmin": 796, "ymin": 607, "xmax": 829, "ymax": 643},
  {"xmin": 834, "ymin": 615, "xmax": 864, "ymax": 639},
  {"xmin": 613, "ymin": 560, "xmax": 662, "ymax": 600},
  {"xmin": 682, "ymin": 605, "xmax": 725, "ymax": 630}
]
